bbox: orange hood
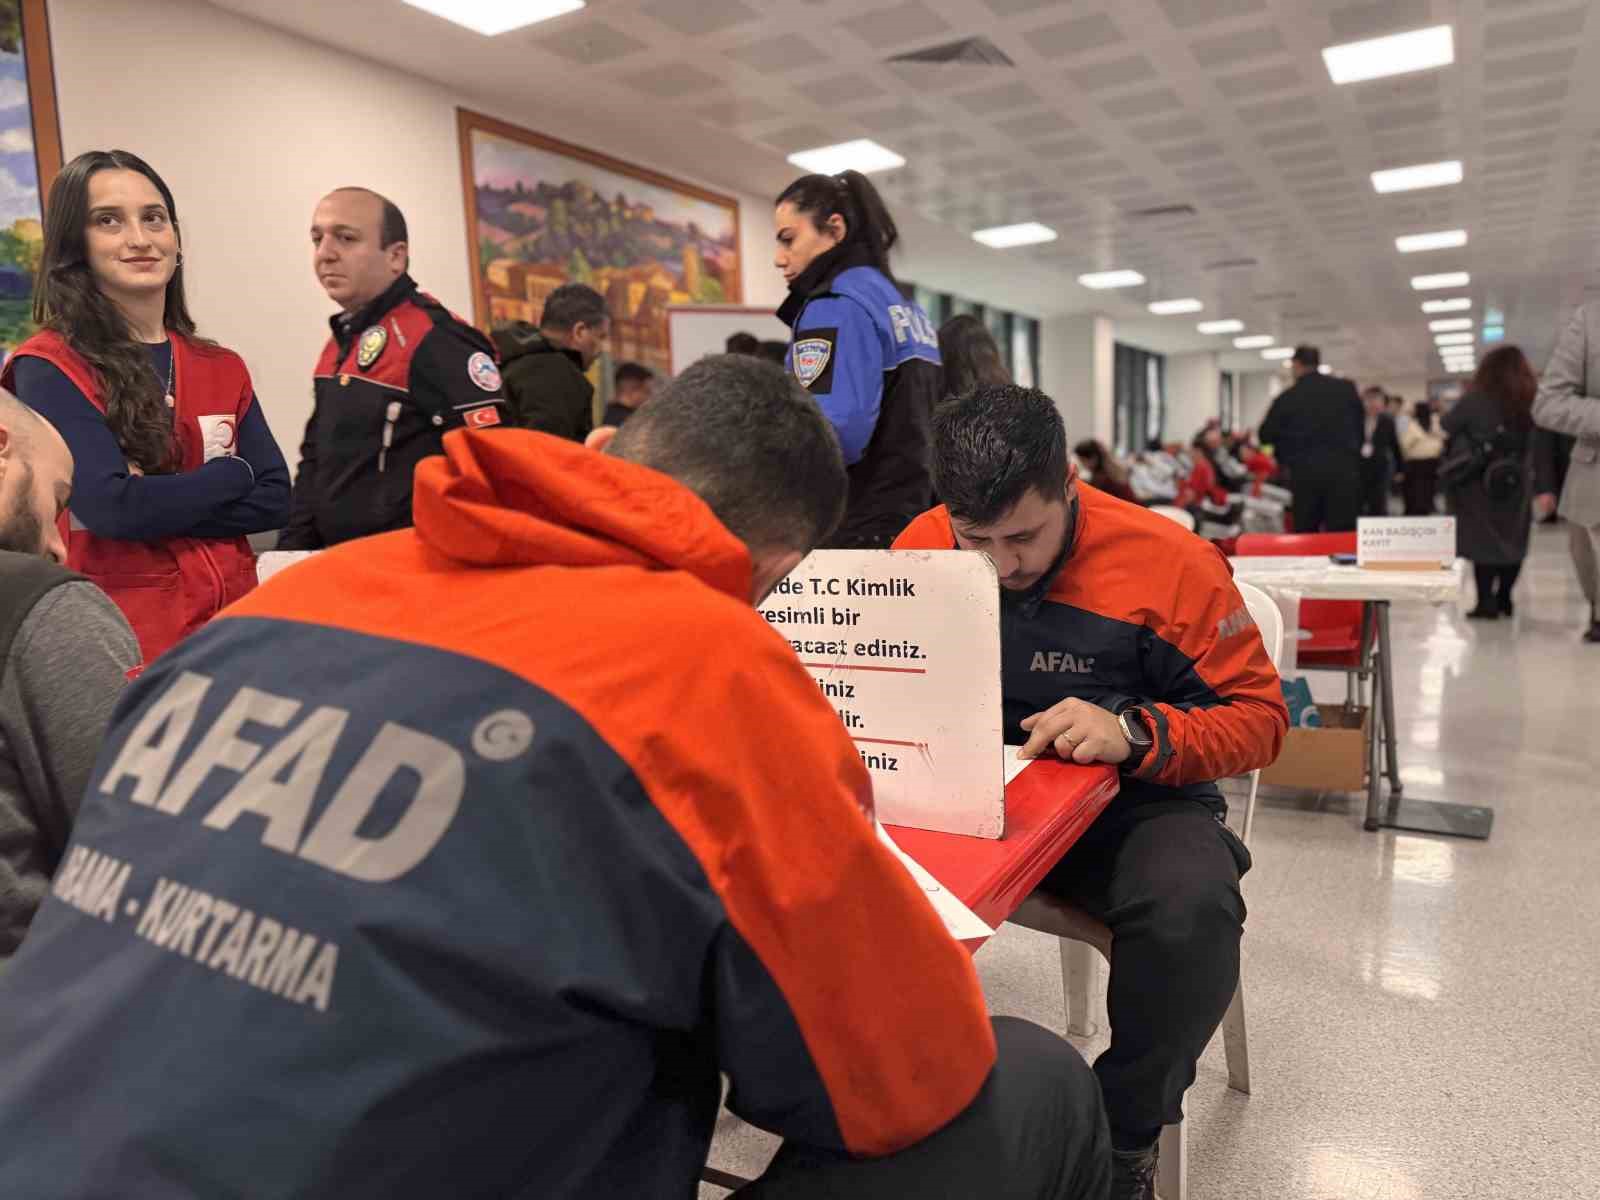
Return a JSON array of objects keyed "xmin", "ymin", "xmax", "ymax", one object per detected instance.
[{"xmin": 412, "ymin": 430, "xmax": 753, "ymax": 601}]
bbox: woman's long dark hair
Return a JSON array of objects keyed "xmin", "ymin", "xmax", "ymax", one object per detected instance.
[
  {"xmin": 776, "ymin": 170, "xmax": 899, "ymax": 276},
  {"xmin": 1074, "ymin": 438, "xmax": 1128, "ymax": 487},
  {"xmin": 938, "ymin": 314, "xmax": 1010, "ymax": 398},
  {"xmin": 1472, "ymin": 345, "xmax": 1536, "ymax": 432},
  {"xmin": 1414, "ymin": 400, "xmax": 1435, "ymax": 434},
  {"xmin": 35, "ymin": 150, "xmax": 202, "ymax": 473}
]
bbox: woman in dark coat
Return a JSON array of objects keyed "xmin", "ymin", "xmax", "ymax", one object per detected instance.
[{"xmin": 1442, "ymin": 346, "xmax": 1558, "ymax": 619}]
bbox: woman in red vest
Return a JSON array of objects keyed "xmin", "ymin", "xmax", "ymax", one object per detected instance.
[{"xmin": 2, "ymin": 150, "xmax": 289, "ymax": 661}]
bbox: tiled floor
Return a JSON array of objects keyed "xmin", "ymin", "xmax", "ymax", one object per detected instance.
[{"xmin": 702, "ymin": 526, "xmax": 1600, "ymax": 1198}]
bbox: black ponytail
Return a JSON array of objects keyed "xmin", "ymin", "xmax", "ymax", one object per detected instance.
[{"xmin": 776, "ymin": 169, "xmax": 899, "ymax": 276}]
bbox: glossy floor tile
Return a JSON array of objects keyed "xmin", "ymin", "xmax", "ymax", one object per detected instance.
[{"xmin": 702, "ymin": 527, "xmax": 1600, "ymax": 1198}]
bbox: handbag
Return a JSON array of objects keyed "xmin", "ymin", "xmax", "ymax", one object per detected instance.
[{"xmin": 1438, "ymin": 430, "xmax": 1488, "ymax": 491}]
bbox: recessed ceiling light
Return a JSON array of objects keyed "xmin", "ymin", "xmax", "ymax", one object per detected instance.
[
  {"xmin": 1372, "ymin": 160, "xmax": 1463, "ymax": 194},
  {"xmin": 1429, "ymin": 318, "xmax": 1473, "ymax": 332},
  {"xmin": 399, "ymin": 0, "xmax": 584, "ymax": 35},
  {"xmin": 1396, "ymin": 229, "xmax": 1468, "ymax": 254},
  {"xmin": 1482, "ymin": 325, "xmax": 1506, "ymax": 342},
  {"xmin": 1197, "ymin": 319, "xmax": 1244, "ymax": 334},
  {"xmin": 1261, "ymin": 347, "xmax": 1295, "ymax": 360},
  {"xmin": 1234, "ymin": 335, "xmax": 1276, "ymax": 349},
  {"xmin": 1323, "ymin": 24, "xmax": 1454, "ymax": 85},
  {"xmin": 1422, "ymin": 298, "xmax": 1472, "ymax": 313},
  {"xmin": 787, "ymin": 139, "xmax": 906, "ymax": 175},
  {"xmin": 1149, "ymin": 298, "xmax": 1204, "ymax": 315},
  {"xmin": 1413, "ymin": 272, "xmax": 1471, "ymax": 291},
  {"xmin": 1435, "ymin": 332, "xmax": 1475, "ymax": 346},
  {"xmin": 1444, "ymin": 362, "xmax": 1475, "ymax": 373},
  {"xmin": 1078, "ymin": 269, "xmax": 1146, "ymax": 289},
  {"xmin": 973, "ymin": 222, "xmax": 1058, "ymax": 249}
]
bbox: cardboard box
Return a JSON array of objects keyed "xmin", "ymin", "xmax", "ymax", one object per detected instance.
[{"xmin": 1259, "ymin": 704, "xmax": 1369, "ymax": 793}]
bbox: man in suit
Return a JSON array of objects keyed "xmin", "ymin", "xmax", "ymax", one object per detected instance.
[
  {"xmin": 1359, "ymin": 387, "xmax": 1403, "ymax": 517},
  {"xmin": 1534, "ymin": 302, "xmax": 1600, "ymax": 643},
  {"xmin": 1258, "ymin": 346, "xmax": 1365, "ymax": 532}
]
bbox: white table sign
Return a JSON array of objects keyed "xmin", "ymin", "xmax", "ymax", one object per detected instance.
[
  {"xmin": 1357, "ymin": 517, "xmax": 1457, "ymax": 570},
  {"xmin": 760, "ymin": 550, "xmax": 1004, "ymax": 839}
]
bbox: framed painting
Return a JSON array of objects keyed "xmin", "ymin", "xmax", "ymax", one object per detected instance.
[
  {"xmin": 0, "ymin": 0, "xmax": 61, "ymax": 359},
  {"xmin": 457, "ymin": 107, "xmax": 742, "ymax": 377}
]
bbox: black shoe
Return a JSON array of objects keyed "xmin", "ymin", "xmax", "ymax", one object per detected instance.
[
  {"xmin": 1466, "ymin": 606, "xmax": 1500, "ymax": 620},
  {"xmin": 1110, "ymin": 1141, "xmax": 1160, "ymax": 1200},
  {"xmin": 1499, "ymin": 595, "xmax": 1515, "ymax": 617}
]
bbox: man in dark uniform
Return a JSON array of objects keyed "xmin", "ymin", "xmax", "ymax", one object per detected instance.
[
  {"xmin": 280, "ymin": 187, "xmax": 509, "ymax": 550},
  {"xmin": 1258, "ymin": 346, "xmax": 1364, "ymax": 532},
  {"xmin": 492, "ymin": 283, "xmax": 608, "ymax": 441}
]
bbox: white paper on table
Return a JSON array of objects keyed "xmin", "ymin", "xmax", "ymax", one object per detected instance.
[
  {"xmin": 875, "ymin": 820, "xmax": 994, "ymax": 941},
  {"xmin": 1003, "ymin": 745, "xmax": 1031, "ymax": 787}
]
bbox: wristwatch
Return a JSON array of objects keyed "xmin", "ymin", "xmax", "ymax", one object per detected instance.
[{"xmin": 1118, "ymin": 707, "xmax": 1154, "ymax": 751}]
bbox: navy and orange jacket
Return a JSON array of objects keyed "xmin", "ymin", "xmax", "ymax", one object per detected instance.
[
  {"xmin": 280, "ymin": 273, "xmax": 510, "ymax": 550},
  {"xmin": 2, "ymin": 331, "xmax": 286, "ymax": 663},
  {"xmin": 895, "ymin": 486, "xmax": 1287, "ymax": 812},
  {"xmin": 0, "ymin": 430, "xmax": 995, "ymax": 1198}
]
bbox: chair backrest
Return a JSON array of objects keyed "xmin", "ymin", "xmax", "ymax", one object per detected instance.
[
  {"xmin": 1234, "ymin": 531, "xmax": 1362, "ymax": 653},
  {"xmin": 1234, "ymin": 580, "xmax": 1285, "ymax": 849},
  {"xmin": 1150, "ymin": 505, "xmax": 1197, "ymax": 531}
]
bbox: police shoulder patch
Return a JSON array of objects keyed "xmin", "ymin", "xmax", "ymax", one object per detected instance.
[
  {"xmin": 468, "ymin": 351, "xmax": 503, "ymax": 393},
  {"xmin": 356, "ymin": 324, "xmax": 388, "ymax": 369},
  {"xmin": 792, "ymin": 331, "xmax": 836, "ymax": 391}
]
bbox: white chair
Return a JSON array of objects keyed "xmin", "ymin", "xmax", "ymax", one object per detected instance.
[
  {"xmin": 1149, "ymin": 504, "xmax": 1197, "ymax": 531},
  {"xmin": 1008, "ymin": 581, "xmax": 1282, "ymax": 1199}
]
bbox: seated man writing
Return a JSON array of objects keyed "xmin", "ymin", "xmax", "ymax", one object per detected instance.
[
  {"xmin": 895, "ymin": 384, "xmax": 1287, "ymax": 1199},
  {"xmin": 0, "ymin": 358, "xmax": 1109, "ymax": 1199}
]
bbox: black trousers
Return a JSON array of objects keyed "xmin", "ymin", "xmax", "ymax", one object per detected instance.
[
  {"xmin": 739, "ymin": 1017, "xmax": 1111, "ymax": 1200},
  {"xmin": 1360, "ymin": 462, "xmax": 1393, "ymax": 517},
  {"xmin": 1473, "ymin": 562, "xmax": 1522, "ymax": 608},
  {"xmin": 1402, "ymin": 460, "xmax": 1439, "ymax": 516},
  {"xmin": 1037, "ymin": 799, "xmax": 1250, "ymax": 1145},
  {"xmin": 1290, "ymin": 461, "xmax": 1361, "ymax": 533}
]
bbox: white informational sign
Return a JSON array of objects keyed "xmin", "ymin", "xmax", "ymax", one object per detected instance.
[
  {"xmin": 875, "ymin": 821, "xmax": 993, "ymax": 941},
  {"xmin": 759, "ymin": 550, "xmax": 1004, "ymax": 839},
  {"xmin": 1357, "ymin": 517, "xmax": 1457, "ymax": 570}
]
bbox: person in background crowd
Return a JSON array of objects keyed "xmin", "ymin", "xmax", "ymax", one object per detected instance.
[
  {"xmin": 1194, "ymin": 423, "xmax": 1252, "ymax": 494},
  {"xmin": 0, "ymin": 357, "xmax": 1110, "ymax": 1200},
  {"xmin": 1386, "ymin": 392, "xmax": 1410, "ymax": 438},
  {"xmin": 282, "ymin": 187, "xmax": 508, "ymax": 551},
  {"xmin": 758, "ymin": 339, "xmax": 789, "ymax": 366},
  {"xmin": 938, "ymin": 313, "xmax": 1010, "ymax": 398},
  {"xmin": 1129, "ymin": 438, "xmax": 1183, "ymax": 505},
  {"xmin": 1399, "ymin": 400, "xmax": 1445, "ymax": 516},
  {"xmin": 1359, "ymin": 386, "xmax": 1403, "ymax": 517},
  {"xmin": 1073, "ymin": 438, "xmax": 1137, "ymax": 504},
  {"xmin": 725, "ymin": 331, "xmax": 760, "ymax": 356},
  {"xmin": 1443, "ymin": 346, "xmax": 1558, "ymax": 620},
  {"xmin": 0, "ymin": 390, "xmax": 140, "ymax": 966},
  {"xmin": 895, "ymin": 385, "xmax": 1286, "ymax": 1200},
  {"xmin": 601, "ymin": 361, "xmax": 653, "ymax": 428},
  {"xmin": 1, "ymin": 151, "xmax": 289, "ymax": 661},
  {"xmin": 1258, "ymin": 346, "xmax": 1364, "ymax": 532},
  {"xmin": 1533, "ymin": 302, "xmax": 1600, "ymax": 641},
  {"xmin": 493, "ymin": 283, "xmax": 607, "ymax": 442},
  {"xmin": 775, "ymin": 170, "xmax": 942, "ymax": 548}
]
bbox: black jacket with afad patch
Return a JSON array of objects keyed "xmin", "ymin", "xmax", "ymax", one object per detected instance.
[
  {"xmin": 492, "ymin": 323, "xmax": 595, "ymax": 443},
  {"xmin": 281, "ymin": 274, "xmax": 509, "ymax": 550}
]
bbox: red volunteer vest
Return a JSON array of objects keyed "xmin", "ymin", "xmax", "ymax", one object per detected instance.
[{"xmin": 3, "ymin": 331, "xmax": 259, "ymax": 663}]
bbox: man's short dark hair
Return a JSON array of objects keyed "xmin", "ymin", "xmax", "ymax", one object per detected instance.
[
  {"xmin": 333, "ymin": 187, "xmax": 408, "ymax": 249},
  {"xmin": 541, "ymin": 284, "xmax": 609, "ymax": 332},
  {"xmin": 725, "ymin": 332, "xmax": 760, "ymax": 355},
  {"xmin": 608, "ymin": 355, "xmax": 845, "ymax": 553},
  {"xmin": 1292, "ymin": 345, "xmax": 1320, "ymax": 369},
  {"xmin": 932, "ymin": 385, "xmax": 1069, "ymax": 526},
  {"xmin": 614, "ymin": 361, "xmax": 652, "ymax": 387}
]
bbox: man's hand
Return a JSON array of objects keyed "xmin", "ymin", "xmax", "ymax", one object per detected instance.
[
  {"xmin": 1017, "ymin": 698, "xmax": 1132, "ymax": 765},
  {"xmin": 1535, "ymin": 492, "xmax": 1558, "ymax": 519}
]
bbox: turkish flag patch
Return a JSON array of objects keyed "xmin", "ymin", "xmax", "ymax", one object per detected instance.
[{"xmin": 463, "ymin": 404, "xmax": 503, "ymax": 429}]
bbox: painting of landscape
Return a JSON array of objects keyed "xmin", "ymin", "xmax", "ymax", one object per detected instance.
[
  {"xmin": 458, "ymin": 109, "xmax": 741, "ymax": 376},
  {"xmin": 0, "ymin": 0, "xmax": 53, "ymax": 359}
]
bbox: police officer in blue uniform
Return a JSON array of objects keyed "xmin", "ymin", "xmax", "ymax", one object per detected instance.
[{"xmin": 775, "ymin": 171, "xmax": 942, "ymax": 548}]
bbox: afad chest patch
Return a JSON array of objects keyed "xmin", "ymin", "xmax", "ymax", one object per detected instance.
[
  {"xmin": 356, "ymin": 324, "xmax": 388, "ymax": 369},
  {"xmin": 791, "ymin": 329, "xmax": 837, "ymax": 392}
]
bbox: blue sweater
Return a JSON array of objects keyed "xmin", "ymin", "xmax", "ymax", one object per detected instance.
[{"xmin": 12, "ymin": 343, "xmax": 290, "ymax": 542}]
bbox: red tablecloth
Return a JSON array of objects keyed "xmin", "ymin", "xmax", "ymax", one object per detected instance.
[{"xmin": 885, "ymin": 758, "xmax": 1119, "ymax": 952}]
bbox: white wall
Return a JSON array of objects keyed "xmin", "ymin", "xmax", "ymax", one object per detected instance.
[
  {"xmin": 1164, "ymin": 351, "xmax": 1220, "ymax": 443},
  {"xmin": 1039, "ymin": 314, "xmax": 1113, "ymax": 446},
  {"xmin": 1239, "ymin": 370, "xmax": 1284, "ymax": 431},
  {"xmin": 48, "ymin": 0, "xmax": 789, "ymax": 467}
]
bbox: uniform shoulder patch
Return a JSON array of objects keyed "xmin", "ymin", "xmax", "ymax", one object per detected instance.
[
  {"xmin": 791, "ymin": 329, "xmax": 838, "ymax": 391},
  {"xmin": 467, "ymin": 351, "xmax": 503, "ymax": 392},
  {"xmin": 356, "ymin": 324, "xmax": 388, "ymax": 368}
]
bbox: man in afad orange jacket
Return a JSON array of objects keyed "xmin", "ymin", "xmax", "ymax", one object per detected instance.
[
  {"xmin": 0, "ymin": 358, "xmax": 1110, "ymax": 1200},
  {"xmin": 895, "ymin": 384, "xmax": 1287, "ymax": 1200}
]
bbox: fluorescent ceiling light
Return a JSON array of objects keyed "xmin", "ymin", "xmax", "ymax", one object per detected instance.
[
  {"xmin": 1261, "ymin": 347, "xmax": 1295, "ymax": 360},
  {"xmin": 1435, "ymin": 333, "xmax": 1475, "ymax": 346},
  {"xmin": 1422, "ymin": 297, "xmax": 1472, "ymax": 313},
  {"xmin": 1234, "ymin": 335, "xmax": 1276, "ymax": 349},
  {"xmin": 1396, "ymin": 228, "xmax": 1468, "ymax": 253},
  {"xmin": 1429, "ymin": 318, "xmax": 1473, "ymax": 332},
  {"xmin": 1323, "ymin": 24, "xmax": 1455, "ymax": 85},
  {"xmin": 1445, "ymin": 362, "xmax": 1475, "ymax": 373},
  {"xmin": 1197, "ymin": 319, "xmax": 1244, "ymax": 334},
  {"xmin": 787, "ymin": 139, "xmax": 905, "ymax": 175},
  {"xmin": 1372, "ymin": 160, "xmax": 1463, "ymax": 194},
  {"xmin": 399, "ymin": 0, "xmax": 584, "ymax": 35},
  {"xmin": 1318, "ymin": 364, "xmax": 1334, "ymax": 375},
  {"xmin": 1149, "ymin": 298, "xmax": 1204, "ymax": 315},
  {"xmin": 1078, "ymin": 269, "xmax": 1146, "ymax": 290},
  {"xmin": 1413, "ymin": 272, "xmax": 1470, "ymax": 291},
  {"xmin": 973, "ymin": 222, "xmax": 1057, "ymax": 249}
]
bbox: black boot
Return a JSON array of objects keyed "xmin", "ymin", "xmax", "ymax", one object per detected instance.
[{"xmin": 1109, "ymin": 1140, "xmax": 1160, "ymax": 1200}]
